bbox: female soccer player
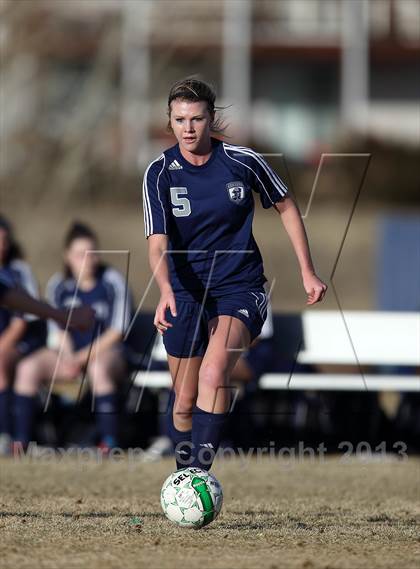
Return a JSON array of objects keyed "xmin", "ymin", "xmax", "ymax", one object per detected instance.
[
  {"xmin": 142, "ymin": 77, "xmax": 327, "ymax": 471},
  {"xmin": 12, "ymin": 222, "xmax": 132, "ymax": 451}
]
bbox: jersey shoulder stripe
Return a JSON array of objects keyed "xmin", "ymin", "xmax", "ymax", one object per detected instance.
[
  {"xmin": 229, "ymin": 144, "xmax": 288, "ymax": 193},
  {"xmin": 223, "ymin": 143, "xmax": 288, "ymax": 204},
  {"xmin": 102, "ymin": 267, "xmax": 131, "ymax": 333},
  {"xmin": 142, "ymin": 154, "xmax": 166, "ymax": 237},
  {"xmin": 46, "ymin": 272, "xmax": 70, "ymax": 305}
]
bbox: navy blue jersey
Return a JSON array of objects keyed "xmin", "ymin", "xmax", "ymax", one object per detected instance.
[
  {"xmin": 0, "ymin": 260, "xmax": 40, "ymax": 333},
  {"xmin": 0, "ymin": 281, "xmax": 8, "ymax": 300},
  {"xmin": 0, "ymin": 269, "xmax": 12, "ymax": 300},
  {"xmin": 142, "ymin": 137, "xmax": 288, "ymax": 301},
  {"xmin": 46, "ymin": 266, "xmax": 132, "ymax": 350}
]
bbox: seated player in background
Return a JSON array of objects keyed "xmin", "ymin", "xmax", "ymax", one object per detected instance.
[
  {"xmin": 0, "ymin": 216, "xmax": 47, "ymax": 454},
  {"xmin": 13, "ymin": 222, "xmax": 132, "ymax": 452}
]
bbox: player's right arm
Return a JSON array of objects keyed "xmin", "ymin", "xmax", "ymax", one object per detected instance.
[
  {"xmin": 147, "ymin": 234, "xmax": 177, "ymax": 335},
  {"xmin": 142, "ymin": 155, "xmax": 176, "ymax": 334}
]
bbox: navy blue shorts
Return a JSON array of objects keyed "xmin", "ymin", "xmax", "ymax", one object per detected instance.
[{"xmin": 162, "ymin": 288, "xmax": 268, "ymax": 358}]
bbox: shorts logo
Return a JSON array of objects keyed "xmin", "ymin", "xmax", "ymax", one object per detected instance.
[
  {"xmin": 226, "ymin": 181, "xmax": 246, "ymax": 204},
  {"xmin": 238, "ymin": 308, "xmax": 249, "ymax": 318}
]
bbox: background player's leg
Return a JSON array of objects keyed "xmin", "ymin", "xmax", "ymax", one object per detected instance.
[
  {"xmin": 87, "ymin": 348, "xmax": 126, "ymax": 449},
  {"xmin": 192, "ymin": 316, "xmax": 250, "ymax": 470},
  {"xmin": 0, "ymin": 347, "xmax": 19, "ymax": 452},
  {"xmin": 167, "ymin": 355, "xmax": 201, "ymax": 468},
  {"xmin": 13, "ymin": 349, "xmax": 76, "ymax": 449}
]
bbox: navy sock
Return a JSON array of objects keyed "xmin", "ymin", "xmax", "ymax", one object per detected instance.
[
  {"xmin": 13, "ymin": 393, "xmax": 37, "ymax": 447},
  {"xmin": 95, "ymin": 393, "xmax": 119, "ymax": 447},
  {"xmin": 0, "ymin": 389, "xmax": 12, "ymax": 435},
  {"xmin": 162, "ymin": 389, "xmax": 175, "ymax": 438},
  {"xmin": 191, "ymin": 405, "xmax": 229, "ymax": 471},
  {"xmin": 166, "ymin": 391, "xmax": 192, "ymax": 469}
]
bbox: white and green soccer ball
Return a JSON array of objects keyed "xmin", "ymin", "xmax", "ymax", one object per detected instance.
[{"xmin": 160, "ymin": 467, "xmax": 223, "ymax": 529}]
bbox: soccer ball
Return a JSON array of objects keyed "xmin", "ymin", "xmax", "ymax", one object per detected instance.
[{"xmin": 160, "ymin": 467, "xmax": 223, "ymax": 529}]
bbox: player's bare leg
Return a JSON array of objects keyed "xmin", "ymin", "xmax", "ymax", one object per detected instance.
[
  {"xmin": 189, "ymin": 316, "xmax": 251, "ymax": 470},
  {"xmin": 197, "ymin": 315, "xmax": 250, "ymax": 413},
  {"xmin": 14, "ymin": 348, "xmax": 79, "ymax": 396},
  {"xmin": 87, "ymin": 348, "xmax": 126, "ymax": 396},
  {"xmin": 168, "ymin": 355, "xmax": 202, "ymax": 432}
]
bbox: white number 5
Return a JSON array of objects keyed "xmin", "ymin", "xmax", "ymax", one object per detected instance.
[{"xmin": 170, "ymin": 187, "xmax": 191, "ymax": 217}]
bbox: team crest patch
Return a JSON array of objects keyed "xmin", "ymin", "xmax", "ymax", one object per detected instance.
[{"xmin": 226, "ymin": 181, "xmax": 246, "ymax": 204}]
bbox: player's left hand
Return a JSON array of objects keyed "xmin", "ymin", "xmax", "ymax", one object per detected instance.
[{"xmin": 302, "ymin": 271, "xmax": 328, "ymax": 305}]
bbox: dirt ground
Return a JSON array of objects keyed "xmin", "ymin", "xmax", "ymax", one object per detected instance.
[{"xmin": 0, "ymin": 455, "xmax": 418, "ymax": 569}]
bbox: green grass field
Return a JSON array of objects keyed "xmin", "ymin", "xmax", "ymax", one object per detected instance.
[{"xmin": 0, "ymin": 455, "xmax": 418, "ymax": 569}]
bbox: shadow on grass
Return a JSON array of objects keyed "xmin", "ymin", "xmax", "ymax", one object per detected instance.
[
  {"xmin": 209, "ymin": 509, "xmax": 281, "ymax": 531},
  {"xmin": 213, "ymin": 520, "xmax": 274, "ymax": 531},
  {"xmin": 0, "ymin": 511, "xmax": 163, "ymax": 519}
]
